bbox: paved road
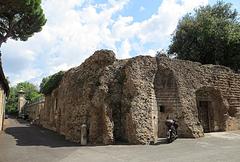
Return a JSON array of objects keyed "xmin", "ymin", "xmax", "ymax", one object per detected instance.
[{"xmin": 1, "ymin": 117, "xmax": 240, "ymax": 162}]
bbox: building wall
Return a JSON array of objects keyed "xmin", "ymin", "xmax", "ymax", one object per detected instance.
[
  {"xmin": 25, "ymin": 99, "xmax": 45, "ymax": 125},
  {"xmin": 26, "ymin": 51, "xmax": 159, "ymax": 144},
  {"xmin": 121, "ymin": 56, "xmax": 158, "ymax": 144},
  {"xmin": 154, "ymin": 67, "xmax": 180, "ymax": 137},
  {"xmin": 24, "ymin": 50, "xmax": 240, "ymax": 144},
  {"xmin": 39, "ymin": 91, "xmax": 59, "ymax": 132},
  {"xmin": 157, "ymin": 57, "xmax": 240, "ymax": 137},
  {"xmin": 196, "ymin": 88, "xmax": 226, "ymax": 132},
  {"xmin": 0, "ymin": 84, "xmax": 6, "ymax": 131}
]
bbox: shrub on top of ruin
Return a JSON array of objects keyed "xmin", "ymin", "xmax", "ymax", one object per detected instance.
[{"xmin": 40, "ymin": 71, "xmax": 65, "ymax": 95}]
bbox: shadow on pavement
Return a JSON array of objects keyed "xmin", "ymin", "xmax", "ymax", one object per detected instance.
[
  {"xmin": 4, "ymin": 125, "xmax": 81, "ymax": 148},
  {"xmin": 154, "ymin": 138, "xmax": 168, "ymax": 145},
  {"xmin": 4, "ymin": 116, "xmax": 171, "ymax": 147}
]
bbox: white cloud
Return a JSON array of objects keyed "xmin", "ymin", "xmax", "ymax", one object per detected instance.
[
  {"xmin": 7, "ymin": 68, "xmax": 43, "ymax": 86},
  {"xmin": 118, "ymin": 39, "xmax": 131, "ymax": 59},
  {"xmin": 142, "ymin": 49, "xmax": 162, "ymax": 57},
  {"xmin": 2, "ymin": 0, "xmax": 209, "ymax": 86},
  {"xmin": 41, "ymin": 0, "xmax": 131, "ymax": 69},
  {"xmin": 135, "ymin": 0, "xmax": 208, "ymax": 54},
  {"xmin": 124, "ymin": 0, "xmax": 208, "ymax": 45}
]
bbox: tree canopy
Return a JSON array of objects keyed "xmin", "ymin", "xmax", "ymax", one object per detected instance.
[
  {"xmin": 6, "ymin": 82, "xmax": 43, "ymax": 114},
  {"xmin": 168, "ymin": 1, "xmax": 240, "ymax": 71},
  {"xmin": 0, "ymin": 0, "xmax": 46, "ymax": 47}
]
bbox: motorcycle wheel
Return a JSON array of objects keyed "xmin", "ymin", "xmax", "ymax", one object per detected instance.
[{"xmin": 166, "ymin": 131, "xmax": 172, "ymax": 143}]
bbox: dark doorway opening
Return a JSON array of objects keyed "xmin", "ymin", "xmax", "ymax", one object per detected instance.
[
  {"xmin": 196, "ymin": 87, "xmax": 226, "ymax": 133},
  {"xmin": 198, "ymin": 101, "xmax": 211, "ymax": 133},
  {"xmin": 112, "ymin": 105, "xmax": 127, "ymax": 144}
]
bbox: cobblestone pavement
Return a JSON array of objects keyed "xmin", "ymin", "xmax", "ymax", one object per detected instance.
[{"xmin": 1, "ymin": 117, "xmax": 240, "ymax": 162}]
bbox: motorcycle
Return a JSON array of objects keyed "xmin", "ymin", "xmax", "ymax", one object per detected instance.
[{"xmin": 166, "ymin": 124, "xmax": 178, "ymax": 143}]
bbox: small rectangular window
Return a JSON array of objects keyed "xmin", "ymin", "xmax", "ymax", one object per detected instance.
[{"xmin": 159, "ymin": 106, "xmax": 165, "ymax": 113}]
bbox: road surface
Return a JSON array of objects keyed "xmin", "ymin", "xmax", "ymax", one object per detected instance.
[{"xmin": 1, "ymin": 117, "xmax": 240, "ymax": 162}]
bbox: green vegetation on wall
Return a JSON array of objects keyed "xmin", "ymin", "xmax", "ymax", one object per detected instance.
[{"xmin": 40, "ymin": 71, "xmax": 65, "ymax": 95}]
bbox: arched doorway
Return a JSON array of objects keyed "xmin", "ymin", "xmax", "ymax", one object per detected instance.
[
  {"xmin": 154, "ymin": 68, "xmax": 179, "ymax": 137},
  {"xmin": 196, "ymin": 87, "xmax": 226, "ymax": 132}
]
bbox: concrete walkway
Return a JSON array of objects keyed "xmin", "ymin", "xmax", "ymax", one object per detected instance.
[{"xmin": 1, "ymin": 117, "xmax": 240, "ymax": 162}]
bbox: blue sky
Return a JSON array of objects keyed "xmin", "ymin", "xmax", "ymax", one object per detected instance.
[{"xmin": 1, "ymin": 0, "xmax": 239, "ymax": 86}]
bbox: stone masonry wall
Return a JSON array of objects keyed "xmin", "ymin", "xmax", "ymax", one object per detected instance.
[
  {"xmin": 27, "ymin": 50, "xmax": 240, "ymax": 144},
  {"xmin": 154, "ymin": 65, "xmax": 180, "ymax": 137},
  {"xmin": 157, "ymin": 57, "xmax": 240, "ymax": 137},
  {"xmin": 39, "ymin": 90, "xmax": 59, "ymax": 132},
  {"xmin": 121, "ymin": 56, "xmax": 158, "ymax": 143},
  {"xmin": 25, "ymin": 99, "xmax": 45, "ymax": 125},
  {"xmin": 34, "ymin": 50, "xmax": 159, "ymax": 144}
]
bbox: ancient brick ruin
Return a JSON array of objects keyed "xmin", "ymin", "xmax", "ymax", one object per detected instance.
[{"xmin": 25, "ymin": 50, "xmax": 240, "ymax": 144}]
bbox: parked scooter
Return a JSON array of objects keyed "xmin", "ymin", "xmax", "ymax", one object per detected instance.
[{"xmin": 165, "ymin": 119, "xmax": 178, "ymax": 143}]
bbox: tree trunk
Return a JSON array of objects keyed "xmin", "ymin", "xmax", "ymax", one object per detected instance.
[{"xmin": 0, "ymin": 40, "xmax": 3, "ymax": 48}]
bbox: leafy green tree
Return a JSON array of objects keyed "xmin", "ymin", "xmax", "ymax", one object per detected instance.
[
  {"xmin": 0, "ymin": 0, "xmax": 46, "ymax": 47},
  {"xmin": 6, "ymin": 82, "xmax": 43, "ymax": 114},
  {"xmin": 168, "ymin": 1, "xmax": 240, "ymax": 71},
  {"xmin": 16, "ymin": 82, "xmax": 43, "ymax": 101},
  {"xmin": 5, "ymin": 87, "xmax": 18, "ymax": 114}
]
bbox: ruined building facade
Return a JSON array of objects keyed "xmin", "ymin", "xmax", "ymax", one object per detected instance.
[{"xmin": 26, "ymin": 50, "xmax": 240, "ymax": 144}]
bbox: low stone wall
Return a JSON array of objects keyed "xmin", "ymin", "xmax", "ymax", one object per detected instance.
[
  {"xmin": 24, "ymin": 99, "xmax": 45, "ymax": 125},
  {"xmin": 25, "ymin": 50, "xmax": 240, "ymax": 145},
  {"xmin": 39, "ymin": 91, "xmax": 59, "ymax": 132}
]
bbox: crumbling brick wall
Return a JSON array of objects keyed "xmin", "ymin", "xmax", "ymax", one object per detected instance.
[
  {"xmin": 27, "ymin": 50, "xmax": 240, "ymax": 144},
  {"xmin": 157, "ymin": 57, "xmax": 240, "ymax": 137}
]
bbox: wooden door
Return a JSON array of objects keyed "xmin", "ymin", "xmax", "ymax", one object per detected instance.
[{"xmin": 198, "ymin": 101, "xmax": 210, "ymax": 133}]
